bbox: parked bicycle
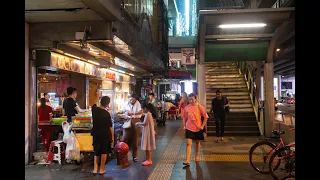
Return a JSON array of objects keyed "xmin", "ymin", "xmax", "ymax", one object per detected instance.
[
  {"xmin": 249, "ymin": 128, "xmax": 295, "ymax": 174},
  {"xmin": 269, "ymin": 142, "xmax": 295, "ymax": 180}
]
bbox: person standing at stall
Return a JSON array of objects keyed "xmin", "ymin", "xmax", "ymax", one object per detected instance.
[
  {"xmin": 44, "ymin": 93, "xmax": 51, "ymax": 107},
  {"xmin": 121, "ymin": 94, "xmax": 143, "ymax": 162},
  {"xmin": 135, "ymin": 103, "xmax": 157, "ymax": 166},
  {"xmin": 91, "ymin": 96, "xmax": 114, "ymax": 175},
  {"xmin": 38, "ymin": 98, "xmax": 53, "ymax": 151},
  {"xmin": 63, "ymin": 87, "xmax": 88, "ymax": 123},
  {"xmin": 148, "ymin": 93, "xmax": 158, "ymax": 134}
]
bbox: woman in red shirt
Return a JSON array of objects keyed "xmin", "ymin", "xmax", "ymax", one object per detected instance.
[{"xmin": 38, "ymin": 98, "xmax": 53, "ymax": 151}]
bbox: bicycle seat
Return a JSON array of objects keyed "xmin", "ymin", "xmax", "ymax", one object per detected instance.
[{"xmin": 272, "ymin": 130, "xmax": 285, "ymax": 136}]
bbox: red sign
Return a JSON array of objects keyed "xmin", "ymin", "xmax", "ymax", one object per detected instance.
[
  {"xmin": 106, "ymin": 72, "xmax": 116, "ymax": 80},
  {"xmin": 145, "ymin": 84, "xmax": 153, "ymax": 90}
]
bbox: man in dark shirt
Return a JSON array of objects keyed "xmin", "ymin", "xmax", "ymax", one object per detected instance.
[
  {"xmin": 210, "ymin": 90, "xmax": 230, "ymax": 142},
  {"xmin": 91, "ymin": 96, "xmax": 114, "ymax": 175},
  {"xmin": 63, "ymin": 87, "xmax": 88, "ymax": 123}
]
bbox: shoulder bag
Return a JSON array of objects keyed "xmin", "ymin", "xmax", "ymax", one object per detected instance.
[
  {"xmin": 197, "ymin": 105, "xmax": 207, "ymax": 133},
  {"xmin": 122, "ymin": 101, "xmax": 136, "ymax": 129}
]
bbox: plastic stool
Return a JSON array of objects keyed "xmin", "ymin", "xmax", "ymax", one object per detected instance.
[{"xmin": 46, "ymin": 140, "xmax": 66, "ymax": 164}]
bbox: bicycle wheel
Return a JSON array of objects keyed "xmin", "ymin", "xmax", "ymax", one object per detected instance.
[
  {"xmin": 249, "ymin": 140, "xmax": 277, "ymax": 174},
  {"xmin": 269, "ymin": 146, "xmax": 295, "ymax": 180}
]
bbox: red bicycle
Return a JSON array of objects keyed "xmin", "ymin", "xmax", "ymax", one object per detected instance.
[
  {"xmin": 269, "ymin": 142, "xmax": 295, "ymax": 180},
  {"xmin": 249, "ymin": 128, "xmax": 295, "ymax": 174}
]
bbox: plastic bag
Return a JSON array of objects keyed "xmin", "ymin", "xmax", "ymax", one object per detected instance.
[{"xmin": 62, "ymin": 122, "xmax": 80, "ymax": 161}]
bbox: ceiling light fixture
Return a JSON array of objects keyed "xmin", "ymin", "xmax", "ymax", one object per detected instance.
[
  {"xmin": 218, "ymin": 23, "xmax": 266, "ymax": 28},
  {"xmin": 276, "ymin": 48, "xmax": 280, "ymax": 52}
]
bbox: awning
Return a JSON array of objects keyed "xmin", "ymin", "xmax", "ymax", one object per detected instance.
[{"xmin": 167, "ymin": 69, "xmax": 192, "ymax": 80}]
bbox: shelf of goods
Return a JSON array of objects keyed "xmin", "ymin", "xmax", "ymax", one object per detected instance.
[{"xmin": 113, "ymin": 115, "xmax": 127, "ymax": 144}]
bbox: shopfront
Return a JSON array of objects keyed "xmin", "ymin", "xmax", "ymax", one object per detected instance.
[{"xmin": 35, "ymin": 50, "xmax": 117, "ymax": 152}]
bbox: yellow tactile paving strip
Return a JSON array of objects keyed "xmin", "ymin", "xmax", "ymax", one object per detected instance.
[
  {"xmin": 177, "ymin": 154, "xmax": 263, "ymax": 162},
  {"xmin": 148, "ymin": 127, "xmax": 263, "ymax": 180}
]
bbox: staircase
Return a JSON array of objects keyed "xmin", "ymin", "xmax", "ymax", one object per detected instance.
[{"xmin": 205, "ymin": 62, "xmax": 260, "ymax": 136}]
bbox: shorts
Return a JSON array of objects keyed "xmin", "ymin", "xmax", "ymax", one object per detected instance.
[
  {"xmin": 185, "ymin": 129, "xmax": 204, "ymax": 140},
  {"xmin": 93, "ymin": 135, "xmax": 111, "ymax": 156}
]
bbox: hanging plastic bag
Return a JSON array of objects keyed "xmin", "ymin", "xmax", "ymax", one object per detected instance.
[{"xmin": 62, "ymin": 122, "xmax": 80, "ymax": 161}]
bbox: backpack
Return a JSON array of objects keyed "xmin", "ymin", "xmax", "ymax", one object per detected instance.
[{"xmin": 223, "ymin": 96, "xmax": 230, "ymax": 113}]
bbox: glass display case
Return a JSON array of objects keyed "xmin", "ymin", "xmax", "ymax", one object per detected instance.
[{"xmin": 97, "ymin": 89, "xmax": 115, "ymax": 119}]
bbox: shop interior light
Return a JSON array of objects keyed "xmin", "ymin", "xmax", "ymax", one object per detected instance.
[
  {"xmin": 276, "ymin": 48, "xmax": 280, "ymax": 52},
  {"xmin": 218, "ymin": 23, "xmax": 266, "ymax": 28},
  {"xmin": 88, "ymin": 60, "xmax": 100, "ymax": 66},
  {"xmin": 128, "ymin": 73, "xmax": 135, "ymax": 76},
  {"xmin": 109, "ymin": 68, "xmax": 117, "ymax": 71},
  {"xmin": 118, "ymin": 70, "xmax": 126, "ymax": 73},
  {"xmin": 64, "ymin": 53, "xmax": 81, "ymax": 59}
]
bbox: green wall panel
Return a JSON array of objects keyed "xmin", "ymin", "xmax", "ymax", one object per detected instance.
[{"xmin": 205, "ymin": 42, "xmax": 268, "ymax": 62}]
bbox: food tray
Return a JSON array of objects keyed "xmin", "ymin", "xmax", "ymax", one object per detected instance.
[{"xmin": 75, "ymin": 133, "xmax": 94, "ymax": 152}]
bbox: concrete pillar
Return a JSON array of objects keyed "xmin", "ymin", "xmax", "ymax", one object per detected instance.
[
  {"xmin": 278, "ymin": 75, "xmax": 282, "ymax": 100},
  {"xmin": 255, "ymin": 61, "xmax": 262, "ymax": 100},
  {"xmin": 25, "ymin": 23, "xmax": 30, "ymax": 165},
  {"xmin": 250, "ymin": 0, "xmax": 257, "ymax": 8},
  {"xmin": 197, "ymin": 63, "xmax": 206, "ymax": 107},
  {"xmin": 29, "ymin": 58, "xmax": 37, "ymax": 163},
  {"xmin": 198, "ymin": 23, "xmax": 206, "ymax": 107},
  {"xmin": 264, "ymin": 63, "xmax": 275, "ymax": 137}
]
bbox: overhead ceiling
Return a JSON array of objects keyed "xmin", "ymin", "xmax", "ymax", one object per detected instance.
[{"xmin": 25, "ymin": 0, "xmax": 103, "ymax": 22}]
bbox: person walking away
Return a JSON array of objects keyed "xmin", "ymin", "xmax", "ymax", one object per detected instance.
[
  {"xmin": 121, "ymin": 94, "xmax": 143, "ymax": 162},
  {"xmin": 63, "ymin": 87, "xmax": 88, "ymax": 123},
  {"xmin": 135, "ymin": 103, "xmax": 157, "ymax": 166},
  {"xmin": 210, "ymin": 90, "xmax": 230, "ymax": 142},
  {"xmin": 91, "ymin": 96, "xmax": 114, "ymax": 175},
  {"xmin": 148, "ymin": 93, "xmax": 158, "ymax": 134},
  {"xmin": 182, "ymin": 93, "xmax": 209, "ymax": 166},
  {"xmin": 38, "ymin": 98, "xmax": 53, "ymax": 151}
]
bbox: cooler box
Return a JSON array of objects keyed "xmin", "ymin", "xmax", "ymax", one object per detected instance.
[{"xmin": 75, "ymin": 133, "xmax": 94, "ymax": 152}]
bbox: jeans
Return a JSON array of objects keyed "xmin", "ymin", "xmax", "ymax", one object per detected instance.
[{"xmin": 214, "ymin": 113, "xmax": 226, "ymax": 137}]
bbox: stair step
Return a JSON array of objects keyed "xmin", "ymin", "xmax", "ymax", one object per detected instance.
[
  {"xmin": 206, "ymin": 102, "xmax": 252, "ymax": 107},
  {"xmin": 230, "ymin": 108, "xmax": 254, "ymax": 113},
  {"xmin": 206, "ymin": 74, "xmax": 242, "ymax": 78},
  {"xmin": 206, "ymin": 84, "xmax": 247, "ymax": 89},
  {"xmin": 205, "ymin": 62, "xmax": 237, "ymax": 66},
  {"xmin": 206, "ymin": 81, "xmax": 246, "ymax": 85},
  {"xmin": 206, "ymin": 72, "xmax": 239, "ymax": 75},
  {"xmin": 207, "ymin": 131, "xmax": 261, "ymax": 136},
  {"xmin": 206, "ymin": 78, "xmax": 244, "ymax": 82},
  {"xmin": 207, "ymin": 121, "xmax": 258, "ymax": 126},
  {"xmin": 207, "ymin": 92, "xmax": 249, "ymax": 96},
  {"xmin": 228, "ymin": 100, "xmax": 252, "ymax": 104},
  {"xmin": 207, "ymin": 126, "xmax": 260, "ymax": 131},
  {"xmin": 206, "ymin": 68, "xmax": 238, "ymax": 72}
]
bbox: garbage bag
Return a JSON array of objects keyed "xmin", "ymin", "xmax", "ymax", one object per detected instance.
[{"xmin": 62, "ymin": 122, "xmax": 80, "ymax": 161}]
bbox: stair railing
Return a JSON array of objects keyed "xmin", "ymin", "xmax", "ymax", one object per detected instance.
[{"xmin": 238, "ymin": 61, "xmax": 263, "ymax": 135}]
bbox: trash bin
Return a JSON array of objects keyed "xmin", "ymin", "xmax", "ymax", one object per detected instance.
[{"xmin": 114, "ymin": 142, "xmax": 129, "ymax": 166}]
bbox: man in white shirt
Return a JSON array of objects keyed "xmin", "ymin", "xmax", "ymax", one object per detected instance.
[{"xmin": 121, "ymin": 94, "xmax": 143, "ymax": 162}]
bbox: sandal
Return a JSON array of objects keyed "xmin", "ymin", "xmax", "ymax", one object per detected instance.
[
  {"xmin": 91, "ymin": 171, "xmax": 97, "ymax": 175},
  {"xmin": 195, "ymin": 157, "xmax": 200, "ymax": 162},
  {"xmin": 183, "ymin": 162, "xmax": 190, "ymax": 166},
  {"xmin": 133, "ymin": 157, "xmax": 139, "ymax": 162},
  {"xmin": 99, "ymin": 170, "xmax": 106, "ymax": 175}
]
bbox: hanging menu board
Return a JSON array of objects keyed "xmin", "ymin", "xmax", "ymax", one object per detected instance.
[{"xmin": 50, "ymin": 52, "xmax": 116, "ymax": 81}]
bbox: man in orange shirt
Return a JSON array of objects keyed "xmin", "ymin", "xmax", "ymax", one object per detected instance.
[{"xmin": 182, "ymin": 93, "xmax": 209, "ymax": 166}]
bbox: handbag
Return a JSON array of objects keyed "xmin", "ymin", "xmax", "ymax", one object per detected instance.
[
  {"xmin": 223, "ymin": 97, "xmax": 230, "ymax": 113},
  {"xmin": 122, "ymin": 119, "xmax": 132, "ymax": 129}
]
